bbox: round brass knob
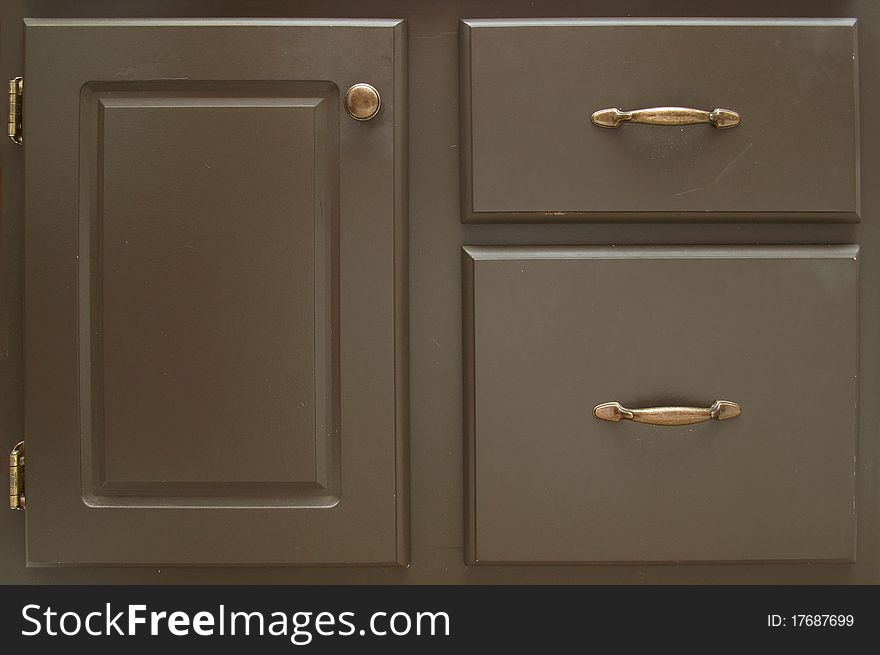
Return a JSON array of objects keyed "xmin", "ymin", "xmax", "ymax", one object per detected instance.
[{"xmin": 344, "ymin": 83, "xmax": 381, "ymax": 121}]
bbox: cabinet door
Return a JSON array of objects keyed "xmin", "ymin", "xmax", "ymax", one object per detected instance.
[{"xmin": 23, "ymin": 19, "xmax": 407, "ymax": 565}]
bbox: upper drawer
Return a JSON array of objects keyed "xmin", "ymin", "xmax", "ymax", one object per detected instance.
[{"xmin": 460, "ymin": 19, "xmax": 859, "ymax": 222}]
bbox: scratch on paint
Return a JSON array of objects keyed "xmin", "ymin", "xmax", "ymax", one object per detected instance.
[{"xmin": 714, "ymin": 142, "xmax": 754, "ymax": 185}]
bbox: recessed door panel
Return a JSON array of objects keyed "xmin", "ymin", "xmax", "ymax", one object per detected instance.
[
  {"xmin": 24, "ymin": 19, "xmax": 407, "ymax": 566},
  {"xmin": 80, "ymin": 82, "xmax": 338, "ymax": 505}
]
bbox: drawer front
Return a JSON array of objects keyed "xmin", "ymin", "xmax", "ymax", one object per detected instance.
[
  {"xmin": 461, "ymin": 19, "xmax": 859, "ymax": 222},
  {"xmin": 464, "ymin": 246, "xmax": 858, "ymax": 564}
]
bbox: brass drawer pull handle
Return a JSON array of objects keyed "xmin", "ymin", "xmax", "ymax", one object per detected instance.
[
  {"xmin": 591, "ymin": 106, "xmax": 741, "ymax": 129},
  {"xmin": 593, "ymin": 400, "xmax": 741, "ymax": 426}
]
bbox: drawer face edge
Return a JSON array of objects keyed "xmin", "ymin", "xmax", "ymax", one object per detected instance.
[
  {"xmin": 461, "ymin": 19, "xmax": 860, "ymax": 222},
  {"xmin": 464, "ymin": 245, "xmax": 858, "ymax": 564}
]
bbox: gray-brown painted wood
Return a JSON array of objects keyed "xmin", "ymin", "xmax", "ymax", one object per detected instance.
[
  {"xmin": 464, "ymin": 246, "xmax": 858, "ymax": 563},
  {"xmin": 83, "ymin": 81, "xmax": 339, "ymax": 500},
  {"xmin": 0, "ymin": 0, "xmax": 877, "ymax": 584},
  {"xmin": 461, "ymin": 19, "xmax": 859, "ymax": 222},
  {"xmin": 22, "ymin": 19, "xmax": 408, "ymax": 566}
]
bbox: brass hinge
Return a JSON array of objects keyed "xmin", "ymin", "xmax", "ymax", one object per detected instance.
[
  {"xmin": 7, "ymin": 76, "xmax": 22, "ymax": 145},
  {"xmin": 9, "ymin": 441, "xmax": 25, "ymax": 510}
]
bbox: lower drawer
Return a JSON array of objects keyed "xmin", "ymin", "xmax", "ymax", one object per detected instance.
[{"xmin": 463, "ymin": 245, "xmax": 859, "ymax": 564}]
